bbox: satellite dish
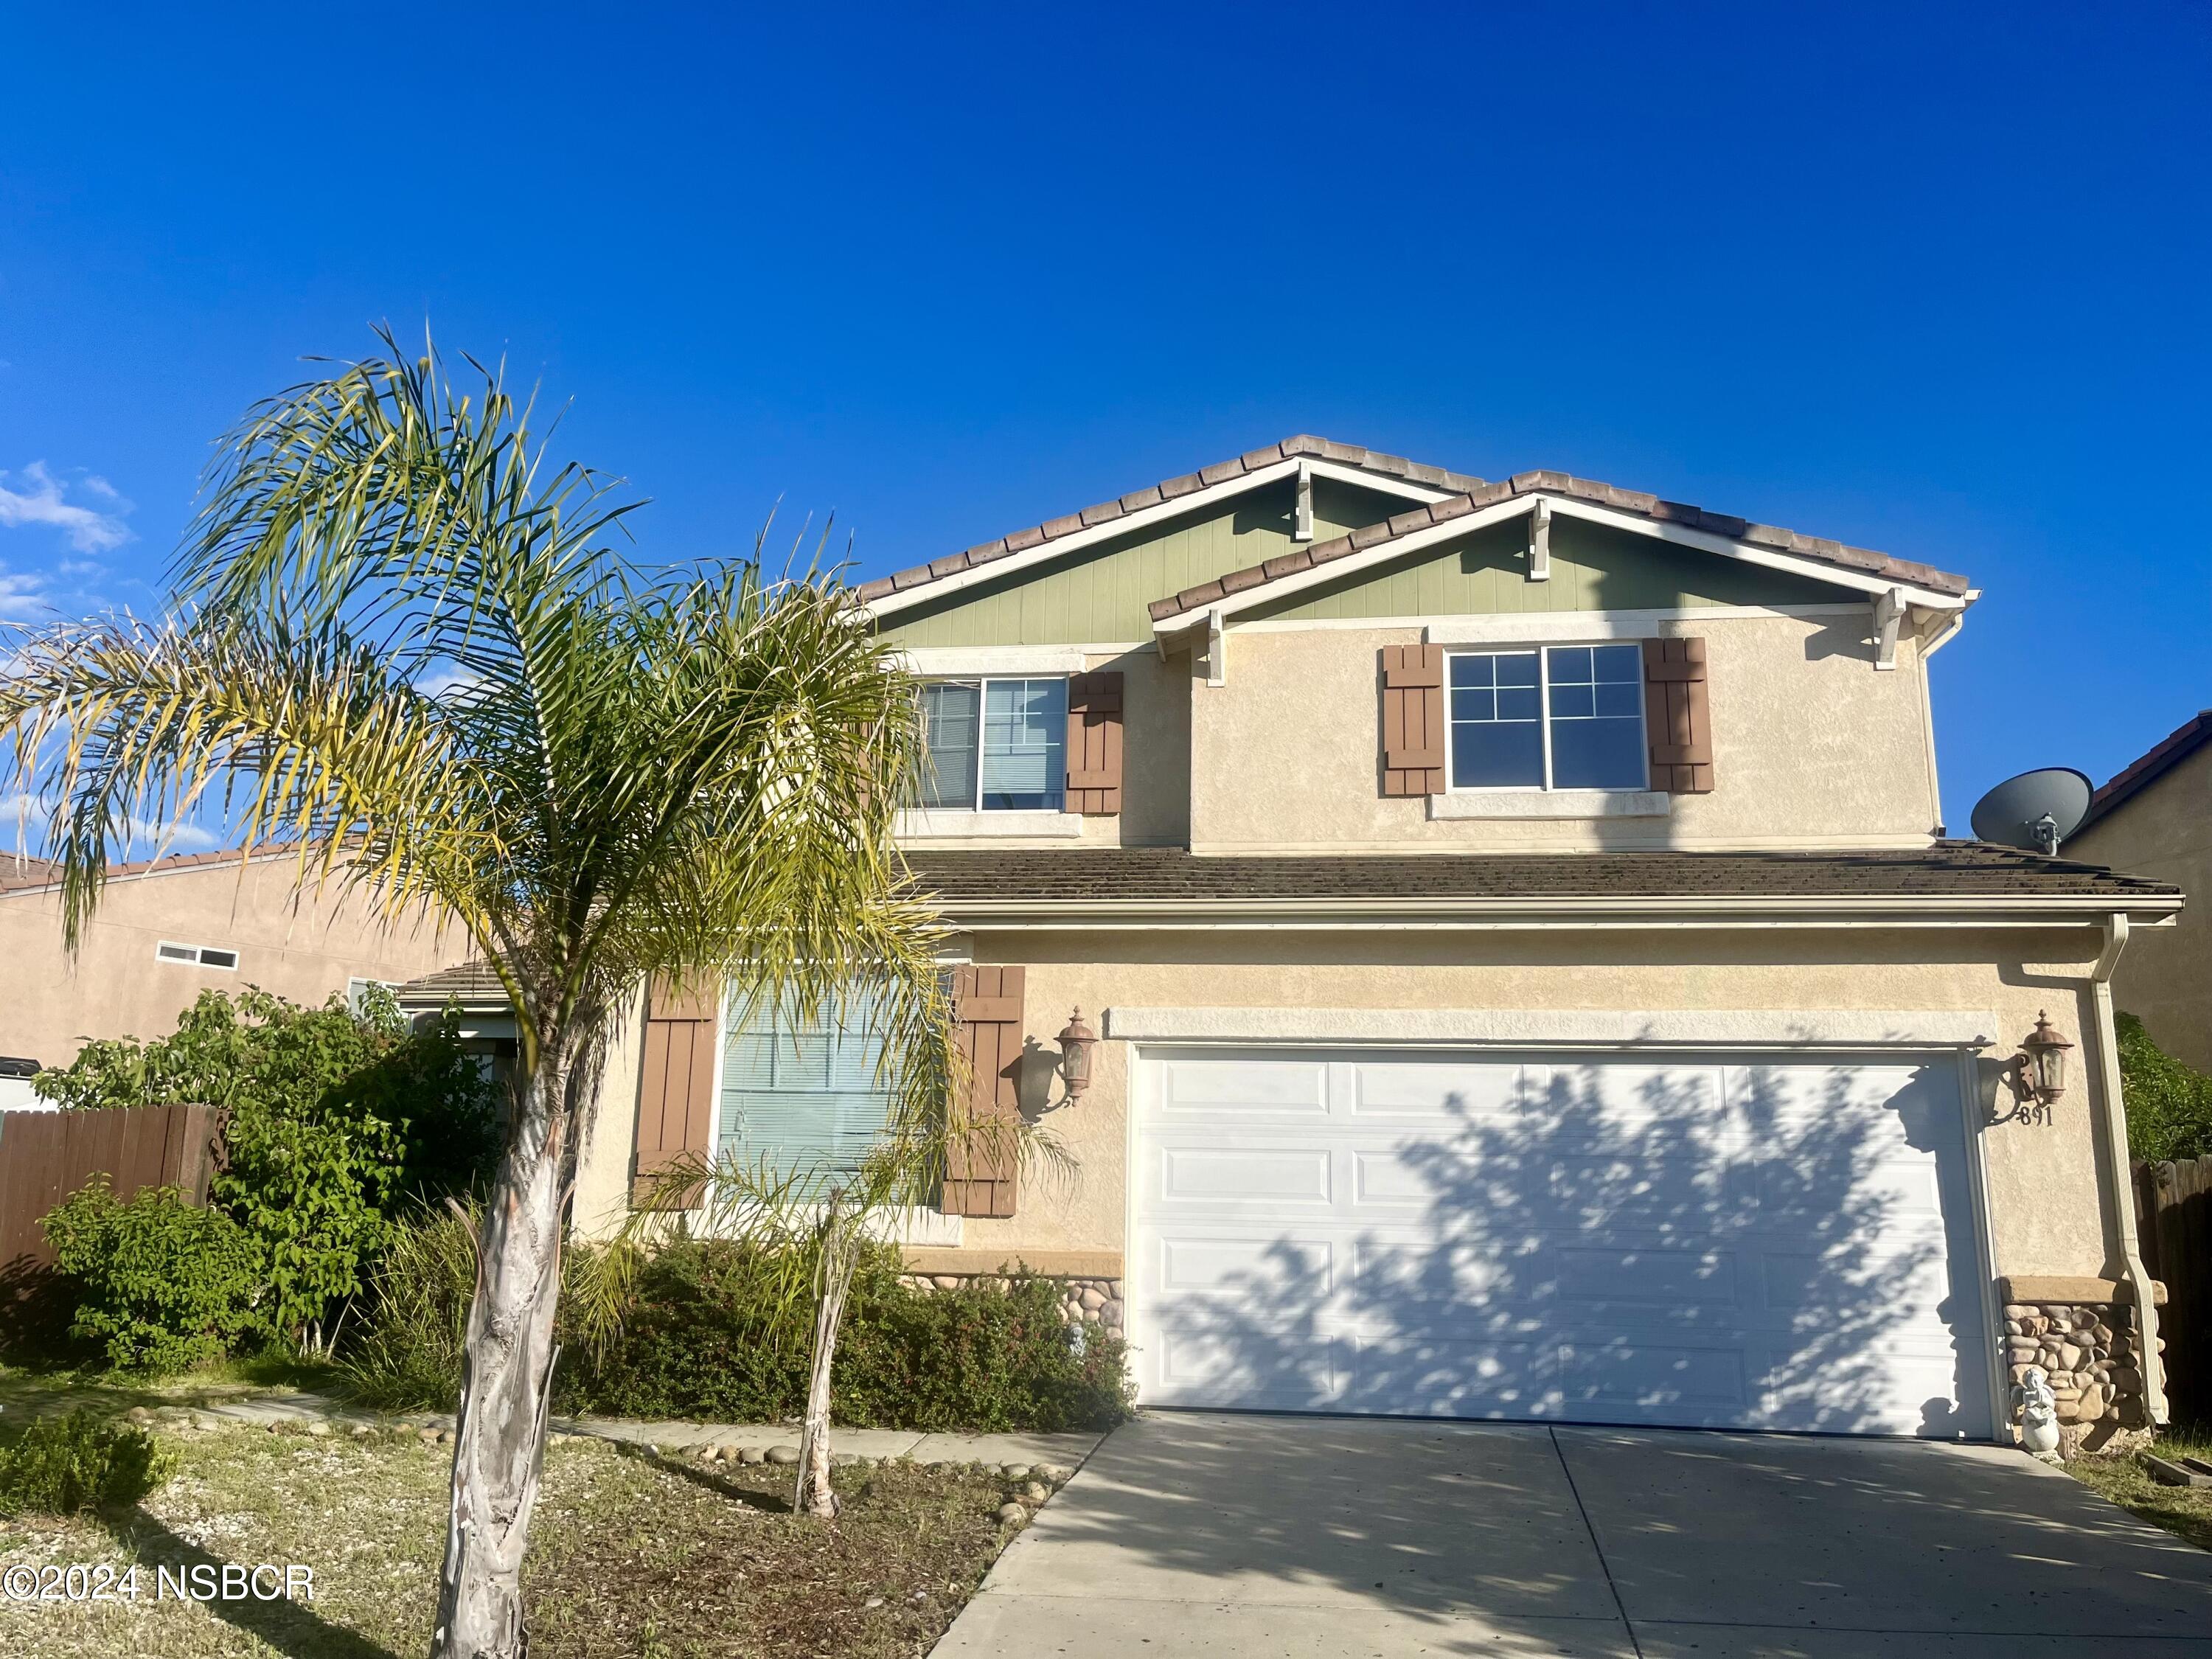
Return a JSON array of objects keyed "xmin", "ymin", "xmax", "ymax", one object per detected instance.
[{"xmin": 1970, "ymin": 767, "xmax": 2094, "ymax": 855}]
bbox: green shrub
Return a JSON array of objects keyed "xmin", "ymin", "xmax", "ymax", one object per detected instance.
[
  {"xmin": 2120, "ymin": 1012, "xmax": 2212, "ymax": 1163},
  {"xmin": 35, "ymin": 986, "xmax": 502, "ymax": 1349},
  {"xmin": 553, "ymin": 1236, "xmax": 1132, "ymax": 1432},
  {"xmin": 0, "ymin": 1408, "xmax": 174, "ymax": 1517},
  {"xmin": 335, "ymin": 1211, "xmax": 479, "ymax": 1410},
  {"xmin": 40, "ymin": 1178, "xmax": 268, "ymax": 1373}
]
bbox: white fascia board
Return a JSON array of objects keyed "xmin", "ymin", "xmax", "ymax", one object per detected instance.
[
  {"xmin": 860, "ymin": 459, "xmax": 1454, "ymax": 622},
  {"xmin": 1103, "ymin": 1005, "xmax": 2005, "ymax": 1050},
  {"xmin": 931, "ymin": 894, "xmax": 2181, "ymax": 930},
  {"xmin": 1149, "ymin": 493, "xmax": 1968, "ymax": 633},
  {"xmin": 893, "ymin": 646, "xmax": 1096, "ymax": 676}
]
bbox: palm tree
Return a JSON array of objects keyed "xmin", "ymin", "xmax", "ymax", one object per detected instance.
[{"xmin": 0, "ymin": 329, "xmax": 957, "ymax": 1659}]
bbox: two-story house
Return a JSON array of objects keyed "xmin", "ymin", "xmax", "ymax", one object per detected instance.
[{"xmin": 551, "ymin": 437, "xmax": 2182, "ymax": 1447}]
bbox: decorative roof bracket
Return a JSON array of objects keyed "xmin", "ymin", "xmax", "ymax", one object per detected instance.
[
  {"xmin": 1293, "ymin": 460, "xmax": 1315, "ymax": 542},
  {"xmin": 1872, "ymin": 587, "xmax": 1905, "ymax": 671},
  {"xmin": 1527, "ymin": 498, "xmax": 1552, "ymax": 581},
  {"xmin": 1206, "ymin": 607, "xmax": 1228, "ymax": 687}
]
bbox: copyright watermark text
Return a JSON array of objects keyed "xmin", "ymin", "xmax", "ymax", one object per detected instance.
[{"xmin": 4, "ymin": 1562, "xmax": 315, "ymax": 1602}]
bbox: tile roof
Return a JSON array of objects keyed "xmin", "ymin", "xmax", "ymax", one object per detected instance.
[
  {"xmin": 2081, "ymin": 710, "xmax": 2212, "ymax": 831},
  {"xmin": 852, "ymin": 437, "xmax": 1486, "ymax": 607},
  {"xmin": 394, "ymin": 959, "xmax": 512, "ymax": 1007},
  {"xmin": 0, "ymin": 845, "xmax": 276, "ymax": 897},
  {"xmin": 904, "ymin": 844, "xmax": 2174, "ymax": 908},
  {"xmin": 1149, "ymin": 470, "xmax": 1972, "ymax": 624}
]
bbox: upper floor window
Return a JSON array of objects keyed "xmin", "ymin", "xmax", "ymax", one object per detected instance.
[
  {"xmin": 156, "ymin": 940, "xmax": 240, "ymax": 970},
  {"xmin": 918, "ymin": 678, "xmax": 1068, "ymax": 811},
  {"xmin": 1449, "ymin": 644, "xmax": 1646, "ymax": 791}
]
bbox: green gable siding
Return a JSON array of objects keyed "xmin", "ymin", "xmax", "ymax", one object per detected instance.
[
  {"xmin": 879, "ymin": 476, "xmax": 1406, "ymax": 647},
  {"xmin": 1239, "ymin": 515, "xmax": 1853, "ymax": 624}
]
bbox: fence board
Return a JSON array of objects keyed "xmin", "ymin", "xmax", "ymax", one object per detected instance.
[
  {"xmin": 0, "ymin": 1105, "xmax": 223, "ymax": 1273},
  {"xmin": 2136, "ymin": 1156, "xmax": 2212, "ymax": 1427}
]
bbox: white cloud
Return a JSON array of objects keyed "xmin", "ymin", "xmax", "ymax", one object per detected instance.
[
  {"xmin": 0, "ymin": 793, "xmax": 220, "ymax": 858},
  {"xmin": 0, "ymin": 461, "xmax": 133, "ymax": 554},
  {"xmin": 0, "ymin": 566, "xmax": 44, "ymax": 621}
]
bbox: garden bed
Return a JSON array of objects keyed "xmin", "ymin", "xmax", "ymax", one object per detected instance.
[{"xmin": 0, "ymin": 1419, "xmax": 1035, "ymax": 1658}]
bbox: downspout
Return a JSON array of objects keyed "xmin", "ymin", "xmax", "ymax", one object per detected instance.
[{"xmin": 2088, "ymin": 911, "xmax": 2167, "ymax": 1425}]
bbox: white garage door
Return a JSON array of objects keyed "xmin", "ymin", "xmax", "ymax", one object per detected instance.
[{"xmin": 1130, "ymin": 1048, "xmax": 1993, "ymax": 1438}]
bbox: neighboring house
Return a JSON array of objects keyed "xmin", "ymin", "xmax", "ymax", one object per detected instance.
[
  {"xmin": 529, "ymin": 435, "xmax": 2182, "ymax": 1445},
  {"xmin": 2067, "ymin": 712, "xmax": 2212, "ymax": 1071},
  {"xmin": 0, "ymin": 848, "xmax": 463, "ymax": 1077}
]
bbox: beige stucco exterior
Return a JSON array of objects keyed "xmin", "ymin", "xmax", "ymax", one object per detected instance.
[
  {"xmin": 0, "ymin": 855, "xmax": 463, "ymax": 1068},
  {"xmin": 568, "ymin": 923, "xmax": 2132, "ymax": 1287},
  {"xmin": 2068, "ymin": 740, "xmax": 2212, "ymax": 1071},
  {"xmin": 1183, "ymin": 611, "xmax": 1941, "ymax": 853}
]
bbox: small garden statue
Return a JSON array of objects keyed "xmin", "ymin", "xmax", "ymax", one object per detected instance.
[{"xmin": 2013, "ymin": 1366, "xmax": 2062, "ymax": 1461}]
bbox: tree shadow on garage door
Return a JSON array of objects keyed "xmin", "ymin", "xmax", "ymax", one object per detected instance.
[{"xmin": 1146, "ymin": 1057, "xmax": 1991, "ymax": 1438}]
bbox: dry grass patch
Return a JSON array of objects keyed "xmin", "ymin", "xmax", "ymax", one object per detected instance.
[
  {"xmin": 0, "ymin": 1424, "xmax": 1029, "ymax": 1659},
  {"xmin": 2069, "ymin": 1429, "xmax": 2212, "ymax": 1556}
]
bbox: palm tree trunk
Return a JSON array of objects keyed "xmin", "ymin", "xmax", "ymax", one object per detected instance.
[
  {"xmin": 431, "ymin": 1053, "xmax": 569, "ymax": 1659},
  {"xmin": 796, "ymin": 1191, "xmax": 860, "ymax": 1519}
]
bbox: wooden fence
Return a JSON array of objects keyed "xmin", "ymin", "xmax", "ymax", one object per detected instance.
[
  {"xmin": 0, "ymin": 1105, "xmax": 224, "ymax": 1272},
  {"xmin": 2135, "ymin": 1157, "xmax": 2212, "ymax": 1427}
]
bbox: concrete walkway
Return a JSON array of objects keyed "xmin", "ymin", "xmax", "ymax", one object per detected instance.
[
  {"xmin": 149, "ymin": 1391, "xmax": 1102, "ymax": 1469},
  {"xmin": 939, "ymin": 1412, "xmax": 2212, "ymax": 1657}
]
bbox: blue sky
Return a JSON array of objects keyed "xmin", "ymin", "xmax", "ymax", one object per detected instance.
[{"xmin": 1, "ymin": 1, "xmax": 2206, "ymax": 841}]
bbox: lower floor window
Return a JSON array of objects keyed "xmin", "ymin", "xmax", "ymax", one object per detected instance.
[
  {"xmin": 719, "ymin": 991, "xmax": 894, "ymax": 1180},
  {"xmin": 1448, "ymin": 643, "xmax": 1646, "ymax": 790}
]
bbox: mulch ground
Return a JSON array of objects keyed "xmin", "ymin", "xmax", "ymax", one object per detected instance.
[{"xmin": 0, "ymin": 1421, "xmax": 1035, "ymax": 1658}]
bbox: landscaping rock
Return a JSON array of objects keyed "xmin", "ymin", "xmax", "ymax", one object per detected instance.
[
  {"xmin": 418, "ymin": 1427, "xmax": 442, "ymax": 1444},
  {"xmin": 765, "ymin": 1444, "xmax": 800, "ymax": 1466},
  {"xmin": 307, "ymin": 1420, "xmax": 331, "ymax": 1437},
  {"xmin": 1001, "ymin": 1463, "xmax": 1032, "ymax": 1481},
  {"xmin": 996, "ymin": 1503, "xmax": 1028, "ymax": 1526},
  {"xmin": 1022, "ymin": 1481, "xmax": 1050, "ymax": 1504},
  {"xmin": 740, "ymin": 1446, "xmax": 766, "ymax": 1465}
]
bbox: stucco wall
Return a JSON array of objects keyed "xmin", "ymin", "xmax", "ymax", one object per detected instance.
[
  {"xmin": 2068, "ymin": 746, "xmax": 2211, "ymax": 1071},
  {"xmin": 1186, "ymin": 612, "xmax": 1943, "ymax": 852},
  {"xmin": 571, "ymin": 925, "xmax": 2124, "ymax": 1287},
  {"xmin": 0, "ymin": 857, "xmax": 464, "ymax": 1067}
]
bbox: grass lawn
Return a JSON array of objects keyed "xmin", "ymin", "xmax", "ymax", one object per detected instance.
[
  {"xmin": 2069, "ymin": 1428, "xmax": 2212, "ymax": 1555},
  {"xmin": 1, "ymin": 1420, "xmax": 1032, "ymax": 1658}
]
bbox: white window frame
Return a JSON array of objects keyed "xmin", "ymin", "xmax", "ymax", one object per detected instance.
[
  {"xmin": 156, "ymin": 941, "xmax": 240, "ymax": 970},
  {"xmin": 1444, "ymin": 643, "xmax": 1649, "ymax": 794},
  {"xmin": 917, "ymin": 675, "xmax": 1070, "ymax": 814}
]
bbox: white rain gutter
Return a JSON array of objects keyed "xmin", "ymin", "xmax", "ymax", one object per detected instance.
[{"xmin": 2087, "ymin": 911, "xmax": 2167, "ymax": 1425}]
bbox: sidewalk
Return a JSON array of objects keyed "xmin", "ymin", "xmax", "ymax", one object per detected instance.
[{"xmin": 153, "ymin": 1390, "xmax": 1105, "ymax": 1469}]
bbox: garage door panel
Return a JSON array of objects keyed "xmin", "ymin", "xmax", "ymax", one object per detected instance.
[
  {"xmin": 1345, "ymin": 1335, "xmax": 1552, "ymax": 1416},
  {"xmin": 1346, "ymin": 1061, "xmax": 1525, "ymax": 1121},
  {"xmin": 1132, "ymin": 1047, "xmax": 1992, "ymax": 1439},
  {"xmin": 1158, "ymin": 1235, "xmax": 1333, "ymax": 1296},
  {"xmin": 1559, "ymin": 1341, "xmax": 1752, "ymax": 1419},
  {"xmin": 1158, "ymin": 1057, "xmax": 1328, "ymax": 1114}
]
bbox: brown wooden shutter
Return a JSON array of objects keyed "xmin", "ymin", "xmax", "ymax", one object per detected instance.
[
  {"xmin": 630, "ymin": 975, "xmax": 720, "ymax": 1208},
  {"xmin": 1380, "ymin": 644, "xmax": 1447, "ymax": 796},
  {"xmin": 1643, "ymin": 637, "xmax": 1714, "ymax": 793},
  {"xmin": 941, "ymin": 964, "xmax": 1025, "ymax": 1218},
  {"xmin": 1065, "ymin": 672, "xmax": 1124, "ymax": 815}
]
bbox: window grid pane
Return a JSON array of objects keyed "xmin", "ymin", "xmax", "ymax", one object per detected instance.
[
  {"xmin": 1448, "ymin": 650, "xmax": 1545, "ymax": 788},
  {"xmin": 1447, "ymin": 644, "xmax": 1647, "ymax": 792},
  {"xmin": 918, "ymin": 681, "xmax": 981, "ymax": 808}
]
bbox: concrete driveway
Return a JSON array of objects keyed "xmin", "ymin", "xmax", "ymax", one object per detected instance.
[{"xmin": 937, "ymin": 1413, "xmax": 2212, "ymax": 1658}]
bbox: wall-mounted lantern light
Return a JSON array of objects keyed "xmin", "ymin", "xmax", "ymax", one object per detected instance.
[
  {"xmin": 2001, "ymin": 1010, "xmax": 2074, "ymax": 1123},
  {"xmin": 1056, "ymin": 1007, "xmax": 1098, "ymax": 1100}
]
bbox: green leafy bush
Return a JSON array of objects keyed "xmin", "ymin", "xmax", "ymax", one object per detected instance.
[
  {"xmin": 342, "ymin": 1223, "xmax": 1132, "ymax": 1430},
  {"xmin": 554, "ymin": 1236, "xmax": 1132, "ymax": 1432},
  {"xmin": 35, "ymin": 986, "xmax": 502, "ymax": 1349},
  {"xmin": 39, "ymin": 1179, "xmax": 268, "ymax": 1372},
  {"xmin": 0, "ymin": 1408, "xmax": 174, "ymax": 1516},
  {"xmin": 2121, "ymin": 1012, "xmax": 2212, "ymax": 1163},
  {"xmin": 334, "ymin": 1210, "xmax": 479, "ymax": 1409}
]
